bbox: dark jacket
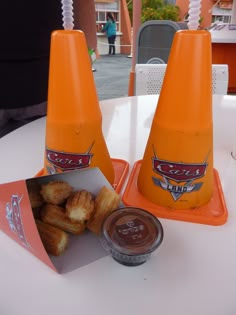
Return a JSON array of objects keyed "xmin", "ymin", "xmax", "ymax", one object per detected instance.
[{"xmin": 0, "ymin": 1, "xmax": 62, "ymax": 109}]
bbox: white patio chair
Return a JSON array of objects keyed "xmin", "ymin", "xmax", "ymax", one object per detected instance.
[{"xmin": 135, "ymin": 64, "xmax": 229, "ymax": 95}]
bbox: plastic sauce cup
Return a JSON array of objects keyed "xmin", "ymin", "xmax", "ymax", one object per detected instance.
[{"xmin": 100, "ymin": 207, "xmax": 164, "ymax": 266}]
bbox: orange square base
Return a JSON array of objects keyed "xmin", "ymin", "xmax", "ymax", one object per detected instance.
[
  {"xmin": 122, "ymin": 160, "xmax": 228, "ymax": 226},
  {"xmin": 36, "ymin": 158, "xmax": 129, "ymax": 194}
]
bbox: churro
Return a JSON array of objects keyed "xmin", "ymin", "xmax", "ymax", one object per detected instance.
[
  {"xmin": 36, "ymin": 219, "xmax": 69, "ymax": 256},
  {"xmin": 65, "ymin": 190, "xmax": 95, "ymax": 223},
  {"xmin": 40, "ymin": 180, "xmax": 73, "ymax": 205},
  {"xmin": 41, "ymin": 204, "xmax": 86, "ymax": 235},
  {"xmin": 87, "ymin": 186, "xmax": 121, "ymax": 235}
]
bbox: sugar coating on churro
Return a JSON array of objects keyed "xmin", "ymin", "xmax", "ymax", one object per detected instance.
[
  {"xmin": 41, "ymin": 204, "xmax": 86, "ymax": 235},
  {"xmin": 40, "ymin": 180, "xmax": 73, "ymax": 205},
  {"xmin": 65, "ymin": 190, "xmax": 95, "ymax": 223},
  {"xmin": 33, "ymin": 180, "xmax": 121, "ymax": 256},
  {"xmin": 36, "ymin": 219, "xmax": 69, "ymax": 256},
  {"xmin": 87, "ymin": 186, "xmax": 121, "ymax": 235}
]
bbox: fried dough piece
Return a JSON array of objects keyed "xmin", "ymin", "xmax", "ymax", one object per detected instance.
[
  {"xmin": 36, "ymin": 220, "xmax": 69, "ymax": 256},
  {"xmin": 27, "ymin": 181, "xmax": 44, "ymax": 209},
  {"xmin": 41, "ymin": 204, "xmax": 86, "ymax": 235},
  {"xmin": 87, "ymin": 186, "xmax": 121, "ymax": 235},
  {"xmin": 32, "ymin": 207, "xmax": 42, "ymax": 220},
  {"xmin": 40, "ymin": 180, "xmax": 73, "ymax": 205},
  {"xmin": 65, "ymin": 190, "xmax": 95, "ymax": 223}
]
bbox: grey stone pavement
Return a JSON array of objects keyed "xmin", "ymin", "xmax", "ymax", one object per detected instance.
[
  {"xmin": 93, "ymin": 54, "xmax": 132, "ymax": 100},
  {"xmin": 0, "ymin": 54, "xmax": 132, "ymax": 137}
]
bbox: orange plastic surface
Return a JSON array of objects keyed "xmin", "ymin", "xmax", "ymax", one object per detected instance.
[
  {"xmin": 212, "ymin": 43, "xmax": 236, "ymax": 93},
  {"xmin": 44, "ymin": 30, "xmax": 114, "ymax": 184},
  {"xmin": 137, "ymin": 30, "xmax": 214, "ymax": 210},
  {"xmin": 111, "ymin": 158, "xmax": 129, "ymax": 193},
  {"xmin": 123, "ymin": 160, "xmax": 228, "ymax": 226},
  {"xmin": 128, "ymin": 70, "xmax": 135, "ymax": 96},
  {"xmin": 35, "ymin": 158, "xmax": 129, "ymax": 194},
  {"xmin": 0, "ymin": 180, "xmax": 57, "ymax": 272}
]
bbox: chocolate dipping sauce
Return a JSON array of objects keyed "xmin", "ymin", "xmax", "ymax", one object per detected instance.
[{"xmin": 100, "ymin": 207, "xmax": 164, "ymax": 266}]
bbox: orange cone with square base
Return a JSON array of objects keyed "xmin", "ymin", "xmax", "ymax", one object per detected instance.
[
  {"xmin": 137, "ymin": 30, "xmax": 213, "ymax": 209},
  {"xmin": 44, "ymin": 30, "xmax": 114, "ymax": 184}
]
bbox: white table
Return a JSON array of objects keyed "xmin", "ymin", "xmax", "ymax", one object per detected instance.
[{"xmin": 0, "ymin": 95, "xmax": 236, "ymax": 315}]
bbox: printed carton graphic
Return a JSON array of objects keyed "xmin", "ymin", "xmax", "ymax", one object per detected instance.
[{"xmin": 0, "ymin": 168, "xmax": 113, "ymax": 273}]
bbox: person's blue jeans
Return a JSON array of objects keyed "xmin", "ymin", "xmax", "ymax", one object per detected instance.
[{"xmin": 108, "ymin": 35, "xmax": 116, "ymax": 54}]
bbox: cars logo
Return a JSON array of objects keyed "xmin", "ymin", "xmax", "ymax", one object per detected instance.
[
  {"xmin": 46, "ymin": 143, "xmax": 94, "ymax": 173},
  {"xmin": 6, "ymin": 195, "xmax": 30, "ymax": 248},
  {"xmin": 152, "ymin": 153, "xmax": 207, "ymax": 201}
]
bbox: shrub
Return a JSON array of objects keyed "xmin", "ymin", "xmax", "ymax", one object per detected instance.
[
  {"xmin": 126, "ymin": 0, "xmax": 180, "ymax": 23},
  {"xmin": 142, "ymin": 0, "xmax": 180, "ymax": 22}
]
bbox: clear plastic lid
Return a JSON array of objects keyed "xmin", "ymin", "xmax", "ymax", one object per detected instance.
[{"xmin": 100, "ymin": 207, "xmax": 164, "ymax": 266}]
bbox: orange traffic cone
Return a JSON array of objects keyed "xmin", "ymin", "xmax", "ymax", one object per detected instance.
[
  {"xmin": 137, "ymin": 30, "xmax": 213, "ymax": 209},
  {"xmin": 123, "ymin": 29, "xmax": 228, "ymax": 225},
  {"xmin": 44, "ymin": 30, "xmax": 114, "ymax": 184}
]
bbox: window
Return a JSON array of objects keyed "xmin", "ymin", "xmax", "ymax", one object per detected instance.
[
  {"xmin": 212, "ymin": 14, "xmax": 231, "ymax": 23},
  {"xmin": 211, "ymin": 5, "xmax": 232, "ymax": 24}
]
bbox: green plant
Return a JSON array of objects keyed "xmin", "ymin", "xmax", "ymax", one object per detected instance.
[
  {"xmin": 126, "ymin": 0, "xmax": 133, "ymax": 24},
  {"xmin": 142, "ymin": 0, "xmax": 180, "ymax": 22},
  {"xmin": 126, "ymin": 0, "xmax": 180, "ymax": 24}
]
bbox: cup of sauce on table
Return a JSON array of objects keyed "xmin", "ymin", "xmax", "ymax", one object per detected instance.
[{"xmin": 100, "ymin": 207, "xmax": 164, "ymax": 266}]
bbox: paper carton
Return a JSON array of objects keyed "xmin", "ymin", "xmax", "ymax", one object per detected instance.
[{"xmin": 0, "ymin": 168, "xmax": 114, "ymax": 273}]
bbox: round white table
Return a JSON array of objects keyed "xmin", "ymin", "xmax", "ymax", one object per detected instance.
[{"xmin": 0, "ymin": 95, "xmax": 236, "ymax": 315}]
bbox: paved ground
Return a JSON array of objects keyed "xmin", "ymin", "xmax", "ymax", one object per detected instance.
[
  {"xmin": 93, "ymin": 54, "xmax": 132, "ymax": 100},
  {"xmin": 0, "ymin": 54, "xmax": 132, "ymax": 137}
]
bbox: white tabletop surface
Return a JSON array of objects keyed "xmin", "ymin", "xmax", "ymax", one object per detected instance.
[{"xmin": 1, "ymin": 94, "xmax": 236, "ymax": 315}]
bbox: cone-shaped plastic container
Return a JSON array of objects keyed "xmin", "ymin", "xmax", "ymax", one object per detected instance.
[
  {"xmin": 44, "ymin": 30, "xmax": 114, "ymax": 184},
  {"xmin": 137, "ymin": 30, "xmax": 213, "ymax": 209}
]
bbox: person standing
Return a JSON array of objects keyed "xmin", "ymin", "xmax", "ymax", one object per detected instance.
[{"xmin": 102, "ymin": 13, "xmax": 117, "ymax": 55}]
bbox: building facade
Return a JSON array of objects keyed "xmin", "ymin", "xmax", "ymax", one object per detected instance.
[
  {"xmin": 176, "ymin": 0, "xmax": 234, "ymax": 28},
  {"xmin": 94, "ymin": 0, "xmax": 235, "ymax": 55},
  {"xmin": 95, "ymin": 0, "xmax": 131, "ymax": 55}
]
